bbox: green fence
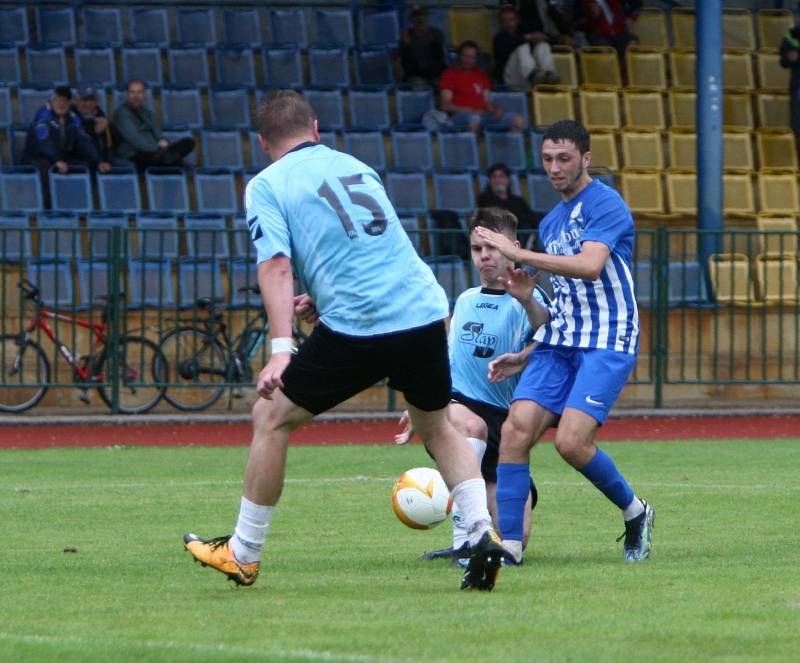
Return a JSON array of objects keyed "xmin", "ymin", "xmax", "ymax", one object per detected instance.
[{"xmin": 0, "ymin": 225, "xmax": 798, "ymax": 413}]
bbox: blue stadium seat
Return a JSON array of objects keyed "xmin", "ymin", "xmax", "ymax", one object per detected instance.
[
  {"xmin": 489, "ymin": 90, "xmax": 529, "ymax": 129},
  {"xmin": 145, "ymin": 167, "xmax": 189, "ymax": 212},
  {"xmin": 399, "ymin": 216, "xmax": 423, "ymax": 255},
  {"xmin": 427, "ymin": 211, "xmax": 470, "ymax": 258},
  {"xmin": 355, "ymin": 49, "xmax": 395, "ymax": 87},
  {"xmin": 209, "ymin": 88, "xmax": 251, "ymax": 129},
  {"xmin": 128, "ymin": 8, "xmax": 169, "ymax": 48},
  {"xmin": 343, "ymin": 131, "xmax": 386, "ymax": 172},
  {"xmin": 304, "ymin": 89, "xmax": 345, "ymax": 131},
  {"xmin": 433, "ymin": 171, "xmax": 476, "ymax": 214},
  {"xmin": 128, "ymin": 259, "xmax": 175, "ymax": 307},
  {"xmin": 17, "ymin": 87, "xmax": 52, "ymax": 122},
  {"xmin": 35, "ymin": 6, "xmax": 76, "ymax": 46},
  {"xmin": 0, "ymin": 47, "xmax": 21, "ymax": 88},
  {"xmin": 386, "ymin": 169, "xmax": 429, "ymax": 214},
  {"xmin": 422, "ymin": 255, "xmax": 468, "ymax": 311},
  {"xmin": 242, "ymin": 167, "xmax": 261, "ymax": 189},
  {"xmin": 77, "ymin": 258, "xmax": 112, "ymax": 304},
  {"xmin": 359, "ymin": 9, "xmax": 400, "ymax": 48},
  {"xmin": 314, "ymin": 9, "xmax": 355, "ymax": 48},
  {"xmin": 49, "ymin": 166, "xmax": 92, "ymax": 212},
  {"xmin": 161, "ymin": 129, "xmax": 197, "ymax": 167},
  {"xmin": 248, "ymin": 131, "xmax": 270, "ymax": 169},
  {"xmin": 529, "ymin": 131, "xmax": 544, "ymax": 170},
  {"xmin": 8, "ymin": 123, "xmax": 28, "ymax": 163},
  {"xmin": 485, "ymin": 131, "xmax": 527, "ymax": 171},
  {"xmin": 318, "ymin": 130, "xmax": 339, "ymax": 150},
  {"xmin": 396, "ymin": 87, "xmax": 435, "ymax": 127},
  {"xmin": 591, "ymin": 168, "xmax": 615, "ymax": 188},
  {"xmin": 391, "ymin": 130, "xmax": 434, "ymax": 170},
  {"xmin": 634, "ymin": 261, "xmax": 652, "ymax": 305},
  {"xmin": 135, "ymin": 212, "xmax": 179, "ymax": 259},
  {"xmin": 269, "ymin": 9, "xmax": 309, "ymax": 48},
  {"xmin": 86, "ymin": 211, "xmax": 128, "ymax": 260},
  {"xmin": 81, "ymin": 7, "xmax": 123, "ymax": 47},
  {"xmin": 527, "ymin": 171, "xmax": 562, "ymax": 214},
  {"xmin": 75, "ymin": 47, "xmax": 116, "ymax": 87},
  {"xmin": 185, "ymin": 213, "xmax": 230, "ymax": 259},
  {"xmin": 0, "ymin": 211, "xmax": 32, "ymax": 263},
  {"xmin": 176, "ymin": 8, "xmax": 217, "ymax": 48},
  {"xmin": 215, "ymin": 49, "xmax": 257, "ymax": 88},
  {"xmin": 168, "ymin": 47, "xmax": 210, "ymax": 87},
  {"xmin": 201, "ymin": 129, "xmax": 244, "ymax": 170},
  {"xmin": 36, "ymin": 211, "xmax": 81, "ymax": 259},
  {"xmin": 1, "ymin": 166, "xmax": 42, "ymax": 212},
  {"xmin": 231, "ymin": 215, "xmax": 255, "ymax": 260},
  {"xmin": 0, "ymin": 86, "xmax": 12, "ymax": 129},
  {"xmin": 29, "ymin": 260, "xmax": 74, "ymax": 307},
  {"xmin": 0, "ymin": 7, "xmax": 29, "ymax": 46},
  {"xmin": 229, "ymin": 258, "xmax": 259, "ymax": 306},
  {"xmin": 309, "ymin": 47, "xmax": 350, "ymax": 88},
  {"xmin": 194, "ymin": 168, "xmax": 238, "ymax": 214},
  {"xmin": 669, "ymin": 259, "xmax": 708, "ymax": 304},
  {"xmin": 121, "ymin": 47, "xmax": 164, "ymax": 87},
  {"xmin": 262, "ymin": 48, "xmax": 304, "ymax": 88},
  {"xmin": 177, "ymin": 259, "xmax": 224, "ymax": 308},
  {"xmin": 97, "ymin": 165, "xmax": 141, "ymax": 214},
  {"xmin": 26, "ymin": 46, "xmax": 68, "ymax": 86},
  {"xmin": 222, "ymin": 8, "xmax": 262, "ymax": 47},
  {"xmin": 161, "ymin": 87, "xmax": 204, "ymax": 129},
  {"xmin": 438, "ymin": 132, "xmax": 480, "ymax": 171},
  {"xmin": 349, "ymin": 89, "xmax": 391, "ymax": 130}
]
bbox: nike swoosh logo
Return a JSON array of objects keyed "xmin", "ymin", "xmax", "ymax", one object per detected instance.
[{"xmin": 585, "ymin": 396, "xmax": 604, "ymax": 406}]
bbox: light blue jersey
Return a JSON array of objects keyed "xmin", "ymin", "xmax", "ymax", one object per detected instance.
[
  {"xmin": 449, "ymin": 286, "xmax": 545, "ymax": 410},
  {"xmin": 245, "ymin": 143, "xmax": 448, "ymax": 336}
]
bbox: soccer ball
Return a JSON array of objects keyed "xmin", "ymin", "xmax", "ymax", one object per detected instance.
[{"xmin": 391, "ymin": 467, "xmax": 452, "ymax": 530}]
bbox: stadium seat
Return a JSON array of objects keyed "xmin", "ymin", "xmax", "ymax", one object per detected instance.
[
  {"xmin": 242, "ymin": 167, "xmax": 261, "ymax": 190},
  {"xmin": 145, "ymin": 167, "xmax": 189, "ymax": 212},
  {"xmin": 77, "ymin": 258, "xmax": 112, "ymax": 304},
  {"xmin": 304, "ymin": 89, "xmax": 345, "ymax": 131},
  {"xmin": 128, "ymin": 8, "xmax": 169, "ymax": 48},
  {"xmin": 631, "ymin": 8, "xmax": 669, "ymax": 49},
  {"xmin": 0, "ymin": 47, "xmax": 21, "ymax": 89},
  {"xmin": 669, "ymin": 49, "xmax": 696, "ymax": 90},
  {"xmin": 314, "ymin": 9, "xmax": 355, "ymax": 48},
  {"xmin": 342, "ymin": 131, "xmax": 386, "ymax": 172},
  {"xmin": 318, "ymin": 131, "xmax": 339, "ymax": 151},
  {"xmin": 135, "ymin": 212, "xmax": 179, "ymax": 259},
  {"xmin": 349, "ymin": 89, "xmax": 391, "ymax": 130},
  {"xmin": 399, "ymin": 216, "xmax": 423, "ymax": 255},
  {"xmin": 36, "ymin": 211, "xmax": 81, "ymax": 260},
  {"xmin": 35, "ymin": 6, "xmax": 76, "ymax": 46},
  {"xmin": 121, "ymin": 47, "xmax": 164, "ymax": 87},
  {"xmin": 668, "ymin": 259, "xmax": 707, "ymax": 304},
  {"xmin": 449, "ymin": 7, "xmax": 491, "ymax": 54},
  {"xmin": 723, "ymin": 50, "xmax": 755, "ymax": 91},
  {"xmin": 359, "ymin": 9, "xmax": 400, "ymax": 48},
  {"xmin": 723, "ymin": 9, "xmax": 756, "ymax": 51},
  {"xmin": 633, "ymin": 261, "xmax": 653, "ymax": 305},
  {"xmin": 230, "ymin": 214, "xmax": 255, "ymax": 260},
  {"xmin": 262, "ymin": 48, "xmax": 304, "ymax": 88},
  {"xmin": 756, "ymin": 92, "xmax": 790, "ymax": 129},
  {"xmin": 620, "ymin": 170, "xmax": 665, "ymax": 215},
  {"xmin": 756, "ymin": 50, "xmax": 788, "ymax": 92},
  {"xmin": 49, "ymin": 166, "xmax": 92, "ymax": 212},
  {"xmin": 269, "ymin": 8, "xmax": 309, "ymax": 48},
  {"xmin": 248, "ymin": 131, "xmax": 270, "ymax": 169},
  {"xmin": 85, "ymin": 211, "xmax": 128, "ymax": 260},
  {"xmin": 81, "ymin": 7, "xmax": 123, "ymax": 47},
  {"xmin": 201, "ymin": 129, "xmax": 244, "ymax": 170},
  {"xmin": 0, "ymin": 211, "xmax": 31, "ymax": 263},
  {"xmin": 29, "ymin": 261, "xmax": 74, "ymax": 307},
  {"xmin": 0, "ymin": 86, "xmax": 12, "ymax": 129},
  {"xmin": 221, "ymin": 8, "xmax": 262, "ymax": 47},
  {"xmin": 756, "ymin": 215, "xmax": 798, "ymax": 257},
  {"xmin": 229, "ymin": 257, "xmax": 259, "ymax": 305},
  {"xmin": 386, "ymin": 169, "xmax": 429, "ymax": 214},
  {"xmin": 622, "ymin": 89, "xmax": 666, "ymax": 129},
  {"xmin": 758, "ymin": 172, "xmax": 799, "ymax": 215},
  {"xmin": 355, "ymin": 49, "xmax": 395, "ymax": 87},
  {"xmin": 527, "ymin": 171, "xmax": 562, "ymax": 214},
  {"xmin": 168, "ymin": 47, "xmax": 210, "ymax": 88},
  {"xmin": 757, "ymin": 9, "xmax": 794, "ymax": 50},
  {"xmin": 26, "ymin": 46, "xmax": 69, "ymax": 86},
  {"xmin": 580, "ymin": 46, "xmax": 622, "ymax": 87},
  {"xmin": 671, "ymin": 7, "xmax": 696, "ymax": 49},
  {"xmin": 395, "ymin": 87, "xmax": 435, "ymax": 127},
  {"xmin": 432, "ymin": 171, "xmax": 476, "ymax": 215},
  {"xmin": 423, "ymin": 255, "xmax": 468, "ymax": 310},
  {"xmin": 0, "ymin": 7, "xmax": 29, "ymax": 46},
  {"xmin": 588, "ymin": 131, "xmax": 619, "ymax": 171},
  {"xmin": 194, "ymin": 168, "xmax": 238, "ymax": 214},
  {"xmin": 668, "ymin": 130, "xmax": 696, "ymax": 169},
  {"xmin": 551, "ymin": 45, "xmax": 578, "ymax": 88},
  {"xmin": 177, "ymin": 259, "xmax": 224, "ymax": 307},
  {"xmin": 9, "ymin": 123, "xmax": 29, "ymax": 163},
  {"xmin": 626, "ymin": 47, "xmax": 667, "ymax": 89},
  {"xmin": 485, "ymin": 131, "xmax": 526, "ymax": 171},
  {"xmin": 128, "ymin": 258, "xmax": 175, "ymax": 308},
  {"xmin": 75, "ymin": 47, "xmax": 116, "ymax": 87},
  {"xmin": 161, "ymin": 87, "xmax": 204, "ymax": 129},
  {"xmin": 209, "ymin": 87, "xmax": 251, "ymax": 129},
  {"xmin": 185, "ymin": 214, "xmax": 230, "ymax": 259},
  {"xmin": 756, "ymin": 129, "xmax": 798, "ymax": 170},
  {"xmin": 161, "ymin": 129, "xmax": 197, "ymax": 167},
  {"xmin": 488, "ymin": 90, "xmax": 530, "ymax": 129},
  {"xmin": 755, "ymin": 254, "xmax": 798, "ymax": 303},
  {"xmin": 176, "ymin": 8, "xmax": 217, "ymax": 48},
  {"xmin": 579, "ymin": 86, "xmax": 621, "ymax": 130},
  {"xmin": 723, "ymin": 130, "xmax": 754, "ymax": 171},
  {"xmin": 664, "ymin": 170, "xmax": 697, "ymax": 216},
  {"xmin": 215, "ymin": 48, "xmax": 257, "ymax": 88},
  {"xmin": 438, "ymin": 132, "xmax": 479, "ymax": 171},
  {"xmin": 532, "ymin": 85, "xmax": 575, "ymax": 129},
  {"xmin": 669, "ymin": 90, "xmax": 697, "ymax": 129},
  {"xmin": 309, "ymin": 47, "xmax": 350, "ymax": 88},
  {"xmin": 723, "ymin": 92, "xmax": 754, "ymax": 130},
  {"xmin": 723, "ymin": 172, "xmax": 755, "ymax": 216}
]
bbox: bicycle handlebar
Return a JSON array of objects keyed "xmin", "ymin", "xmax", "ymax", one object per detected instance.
[{"xmin": 17, "ymin": 279, "xmax": 40, "ymax": 301}]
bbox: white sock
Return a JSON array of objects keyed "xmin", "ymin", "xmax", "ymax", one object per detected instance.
[
  {"xmin": 622, "ymin": 496, "xmax": 645, "ymax": 522},
  {"xmin": 451, "ymin": 506, "xmax": 468, "ymax": 551},
  {"xmin": 466, "ymin": 437, "xmax": 487, "ymax": 463},
  {"xmin": 502, "ymin": 539, "xmax": 523, "ymax": 563},
  {"xmin": 231, "ymin": 496, "xmax": 274, "ymax": 564},
  {"xmin": 450, "ymin": 478, "xmax": 492, "ymax": 547}
]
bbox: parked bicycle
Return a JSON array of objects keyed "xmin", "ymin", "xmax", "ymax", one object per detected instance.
[
  {"xmin": 0, "ymin": 279, "xmax": 167, "ymax": 413},
  {"xmin": 158, "ymin": 286, "xmax": 307, "ymax": 411}
]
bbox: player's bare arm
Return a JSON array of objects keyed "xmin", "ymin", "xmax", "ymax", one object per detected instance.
[{"xmin": 256, "ymin": 256, "xmax": 296, "ymax": 400}]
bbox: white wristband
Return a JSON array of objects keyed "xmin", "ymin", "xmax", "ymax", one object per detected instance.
[{"xmin": 270, "ymin": 337, "xmax": 296, "ymax": 355}]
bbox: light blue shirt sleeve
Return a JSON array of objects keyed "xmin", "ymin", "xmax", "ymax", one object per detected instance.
[{"xmin": 245, "ymin": 176, "xmax": 291, "ymax": 263}]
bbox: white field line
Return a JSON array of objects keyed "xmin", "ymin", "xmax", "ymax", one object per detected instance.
[{"xmin": 0, "ymin": 631, "xmax": 426, "ymax": 663}]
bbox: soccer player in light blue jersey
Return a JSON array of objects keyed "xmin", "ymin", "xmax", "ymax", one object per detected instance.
[
  {"xmin": 184, "ymin": 90, "xmax": 510, "ymax": 591},
  {"xmin": 395, "ymin": 207, "xmax": 547, "ymax": 564},
  {"xmin": 475, "ymin": 120, "xmax": 655, "ymax": 564}
]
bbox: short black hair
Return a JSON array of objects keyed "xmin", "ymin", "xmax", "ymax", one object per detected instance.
[
  {"xmin": 468, "ymin": 207, "xmax": 518, "ymax": 237},
  {"xmin": 542, "ymin": 120, "xmax": 590, "ymax": 154},
  {"xmin": 487, "ymin": 162, "xmax": 511, "ymax": 178},
  {"xmin": 53, "ymin": 85, "xmax": 71, "ymax": 100},
  {"xmin": 457, "ymin": 40, "xmax": 480, "ymax": 55}
]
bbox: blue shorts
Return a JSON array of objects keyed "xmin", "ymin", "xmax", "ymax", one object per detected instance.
[
  {"xmin": 512, "ymin": 345, "xmax": 636, "ymax": 424},
  {"xmin": 450, "ymin": 111, "xmax": 518, "ymax": 131}
]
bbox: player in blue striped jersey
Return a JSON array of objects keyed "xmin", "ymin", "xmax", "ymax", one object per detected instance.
[{"xmin": 476, "ymin": 120, "xmax": 655, "ymax": 564}]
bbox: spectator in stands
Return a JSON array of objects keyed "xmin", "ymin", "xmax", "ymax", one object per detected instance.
[
  {"xmin": 581, "ymin": 0, "xmax": 640, "ymax": 59},
  {"xmin": 493, "ymin": 6, "xmax": 560, "ymax": 87},
  {"xmin": 399, "ymin": 6, "xmax": 446, "ymax": 86},
  {"xmin": 72, "ymin": 84, "xmax": 114, "ymax": 171},
  {"xmin": 478, "ymin": 163, "xmax": 542, "ymax": 248},
  {"xmin": 518, "ymin": 1, "xmax": 580, "ymax": 49},
  {"xmin": 21, "ymin": 85, "xmax": 104, "ymax": 208},
  {"xmin": 779, "ymin": 23, "xmax": 800, "ymax": 157},
  {"xmin": 439, "ymin": 41, "xmax": 526, "ymax": 134},
  {"xmin": 113, "ymin": 79, "xmax": 195, "ymax": 170}
]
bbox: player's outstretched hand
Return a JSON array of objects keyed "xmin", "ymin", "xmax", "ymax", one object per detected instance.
[
  {"xmin": 499, "ymin": 267, "xmax": 539, "ymax": 303},
  {"xmin": 394, "ymin": 410, "xmax": 414, "ymax": 445},
  {"xmin": 488, "ymin": 351, "xmax": 529, "ymax": 383},
  {"xmin": 257, "ymin": 353, "xmax": 292, "ymax": 400},
  {"xmin": 293, "ymin": 294, "xmax": 318, "ymax": 323},
  {"xmin": 474, "ymin": 226, "xmax": 521, "ymax": 261}
]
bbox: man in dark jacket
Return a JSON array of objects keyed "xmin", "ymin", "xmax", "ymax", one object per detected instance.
[
  {"xmin": 21, "ymin": 85, "xmax": 104, "ymax": 208},
  {"xmin": 399, "ymin": 6, "xmax": 446, "ymax": 85},
  {"xmin": 780, "ymin": 24, "xmax": 800, "ymax": 157},
  {"xmin": 112, "ymin": 79, "xmax": 194, "ymax": 170},
  {"xmin": 477, "ymin": 163, "xmax": 541, "ymax": 249},
  {"xmin": 72, "ymin": 84, "xmax": 115, "ymax": 167}
]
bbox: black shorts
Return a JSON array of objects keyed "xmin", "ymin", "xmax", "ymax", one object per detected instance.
[
  {"xmin": 281, "ymin": 320, "xmax": 451, "ymax": 415},
  {"xmin": 451, "ymin": 392, "xmax": 507, "ymax": 483}
]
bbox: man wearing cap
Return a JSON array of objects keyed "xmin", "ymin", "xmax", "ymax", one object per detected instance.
[
  {"xmin": 72, "ymin": 85, "xmax": 113, "ymax": 173},
  {"xmin": 21, "ymin": 85, "xmax": 104, "ymax": 207}
]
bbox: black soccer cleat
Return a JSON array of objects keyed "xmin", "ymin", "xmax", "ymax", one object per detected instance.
[{"xmin": 460, "ymin": 529, "xmax": 513, "ymax": 591}]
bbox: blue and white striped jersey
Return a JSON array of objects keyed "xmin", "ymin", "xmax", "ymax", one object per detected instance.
[{"xmin": 535, "ymin": 179, "xmax": 639, "ymax": 354}]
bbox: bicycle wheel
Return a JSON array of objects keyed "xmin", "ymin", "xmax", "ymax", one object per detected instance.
[
  {"xmin": 158, "ymin": 327, "xmax": 227, "ymax": 411},
  {"xmin": 96, "ymin": 336, "xmax": 166, "ymax": 414},
  {"xmin": 0, "ymin": 335, "xmax": 50, "ymax": 413}
]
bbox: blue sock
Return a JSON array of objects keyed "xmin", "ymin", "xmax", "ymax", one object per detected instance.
[
  {"xmin": 496, "ymin": 463, "xmax": 530, "ymax": 541},
  {"xmin": 579, "ymin": 448, "xmax": 635, "ymax": 510}
]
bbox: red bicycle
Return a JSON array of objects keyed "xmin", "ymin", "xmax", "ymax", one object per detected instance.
[{"xmin": 0, "ymin": 279, "xmax": 166, "ymax": 413}]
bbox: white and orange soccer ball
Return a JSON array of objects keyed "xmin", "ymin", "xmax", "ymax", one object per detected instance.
[{"xmin": 391, "ymin": 467, "xmax": 453, "ymax": 530}]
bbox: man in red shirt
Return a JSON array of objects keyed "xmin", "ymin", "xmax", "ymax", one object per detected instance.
[{"xmin": 439, "ymin": 41, "xmax": 525, "ymax": 134}]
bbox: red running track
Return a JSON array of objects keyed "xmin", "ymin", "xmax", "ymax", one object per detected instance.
[{"xmin": 0, "ymin": 416, "xmax": 798, "ymax": 449}]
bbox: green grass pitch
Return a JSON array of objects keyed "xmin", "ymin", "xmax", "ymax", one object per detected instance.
[{"xmin": 2, "ymin": 438, "xmax": 799, "ymax": 662}]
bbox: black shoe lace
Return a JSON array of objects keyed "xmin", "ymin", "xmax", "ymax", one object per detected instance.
[
  {"xmin": 616, "ymin": 514, "xmax": 643, "ymax": 547},
  {"xmin": 207, "ymin": 535, "xmax": 232, "ymax": 550}
]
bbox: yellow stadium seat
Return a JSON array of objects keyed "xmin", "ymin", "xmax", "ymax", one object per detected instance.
[
  {"xmin": 756, "ymin": 215, "xmax": 799, "ymax": 256},
  {"xmin": 671, "ymin": 8, "xmax": 696, "ymax": 49},
  {"xmin": 756, "ymin": 9, "xmax": 794, "ymax": 50},
  {"xmin": 723, "ymin": 92, "xmax": 754, "ymax": 129},
  {"xmin": 668, "ymin": 49, "xmax": 696, "ymax": 89},
  {"xmin": 722, "ymin": 9, "xmax": 756, "ymax": 51},
  {"xmin": 449, "ymin": 6, "xmax": 492, "ymax": 55},
  {"xmin": 668, "ymin": 90, "xmax": 696, "ymax": 129},
  {"xmin": 552, "ymin": 45, "xmax": 578, "ymax": 88},
  {"xmin": 626, "ymin": 46, "xmax": 667, "ymax": 89},
  {"xmin": 756, "ymin": 50, "xmax": 790, "ymax": 91},
  {"xmin": 668, "ymin": 129, "xmax": 696, "ymax": 169},
  {"xmin": 665, "ymin": 169, "xmax": 696, "ymax": 216},
  {"xmin": 708, "ymin": 253, "xmax": 754, "ymax": 304},
  {"xmin": 755, "ymin": 254, "xmax": 798, "ymax": 303},
  {"xmin": 588, "ymin": 130, "xmax": 619, "ymax": 170},
  {"xmin": 723, "ymin": 50, "xmax": 755, "ymax": 90},
  {"xmin": 632, "ymin": 8, "xmax": 669, "ymax": 49},
  {"xmin": 622, "ymin": 89, "xmax": 666, "ymax": 129},
  {"xmin": 757, "ymin": 92, "xmax": 790, "ymax": 128},
  {"xmin": 579, "ymin": 46, "xmax": 622, "ymax": 87},
  {"xmin": 531, "ymin": 85, "xmax": 575, "ymax": 129},
  {"xmin": 620, "ymin": 169, "xmax": 665, "ymax": 215},
  {"xmin": 756, "ymin": 129, "xmax": 798, "ymax": 170},
  {"xmin": 579, "ymin": 86, "xmax": 621, "ymax": 130},
  {"xmin": 723, "ymin": 130, "xmax": 754, "ymax": 172},
  {"xmin": 723, "ymin": 172, "xmax": 756, "ymax": 216},
  {"xmin": 758, "ymin": 172, "xmax": 800, "ymax": 214},
  {"xmin": 621, "ymin": 129, "xmax": 663, "ymax": 169}
]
